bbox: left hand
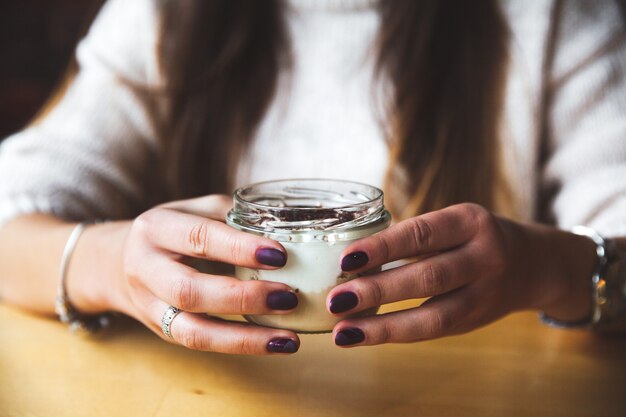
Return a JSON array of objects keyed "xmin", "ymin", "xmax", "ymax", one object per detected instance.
[{"xmin": 326, "ymin": 203, "xmax": 593, "ymax": 347}]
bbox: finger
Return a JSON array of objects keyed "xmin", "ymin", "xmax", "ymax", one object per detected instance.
[
  {"xmin": 158, "ymin": 194, "xmax": 232, "ymax": 221},
  {"xmin": 327, "ymin": 248, "xmax": 476, "ymax": 315},
  {"xmin": 131, "ymin": 255, "xmax": 299, "ymax": 314},
  {"xmin": 147, "ymin": 298, "xmax": 300, "ymax": 355},
  {"xmin": 332, "ymin": 288, "xmax": 475, "ymax": 347},
  {"xmin": 340, "ymin": 203, "xmax": 490, "ymax": 272},
  {"xmin": 135, "ymin": 207, "xmax": 287, "ymax": 268}
]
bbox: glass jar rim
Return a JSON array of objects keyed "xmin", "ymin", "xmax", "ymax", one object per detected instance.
[
  {"xmin": 235, "ymin": 178, "xmax": 383, "ymax": 209},
  {"xmin": 227, "ymin": 178, "xmax": 389, "ymax": 240}
]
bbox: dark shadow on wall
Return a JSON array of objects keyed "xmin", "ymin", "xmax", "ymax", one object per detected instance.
[{"xmin": 0, "ymin": 0, "xmax": 105, "ymax": 140}]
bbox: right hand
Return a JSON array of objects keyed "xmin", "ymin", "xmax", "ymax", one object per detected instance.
[{"xmin": 118, "ymin": 195, "xmax": 300, "ymax": 355}]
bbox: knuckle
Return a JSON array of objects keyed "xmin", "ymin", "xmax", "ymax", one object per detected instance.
[
  {"xmin": 179, "ymin": 327, "xmax": 210, "ymax": 351},
  {"xmin": 459, "ymin": 202, "xmax": 486, "ymax": 217},
  {"xmin": 122, "ymin": 254, "xmax": 139, "ymax": 282},
  {"xmin": 125, "ymin": 269, "xmax": 142, "ymax": 290},
  {"xmin": 377, "ymin": 320, "xmax": 394, "ymax": 344},
  {"xmin": 233, "ymin": 335, "xmax": 257, "ymax": 355},
  {"xmin": 372, "ymin": 234, "xmax": 391, "ymax": 261},
  {"xmin": 407, "ymin": 217, "xmax": 435, "ymax": 249},
  {"xmin": 423, "ymin": 309, "xmax": 451, "ymax": 337},
  {"xmin": 171, "ymin": 276, "xmax": 198, "ymax": 311},
  {"xmin": 188, "ymin": 221, "xmax": 211, "ymax": 257},
  {"xmin": 134, "ymin": 209, "xmax": 158, "ymax": 237},
  {"xmin": 207, "ymin": 194, "xmax": 232, "ymax": 209},
  {"xmin": 122, "ymin": 255, "xmax": 146, "ymax": 292},
  {"xmin": 419, "ymin": 262, "xmax": 447, "ymax": 295},
  {"xmin": 228, "ymin": 236, "xmax": 246, "ymax": 264},
  {"xmin": 460, "ymin": 205, "xmax": 508, "ymax": 274},
  {"xmin": 231, "ymin": 283, "xmax": 255, "ymax": 314},
  {"xmin": 368, "ymin": 278, "xmax": 386, "ymax": 306},
  {"xmin": 463, "ymin": 203, "xmax": 494, "ymax": 230}
]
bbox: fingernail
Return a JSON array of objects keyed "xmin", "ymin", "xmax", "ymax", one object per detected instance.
[
  {"xmin": 256, "ymin": 247, "xmax": 287, "ymax": 267},
  {"xmin": 341, "ymin": 251, "xmax": 369, "ymax": 271},
  {"xmin": 329, "ymin": 291, "xmax": 358, "ymax": 314},
  {"xmin": 335, "ymin": 328, "xmax": 365, "ymax": 346},
  {"xmin": 267, "ymin": 338, "xmax": 299, "ymax": 354},
  {"xmin": 267, "ymin": 291, "xmax": 298, "ymax": 310}
]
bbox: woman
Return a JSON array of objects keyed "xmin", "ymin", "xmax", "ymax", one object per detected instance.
[{"xmin": 0, "ymin": 0, "xmax": 625, "ymax": 355}]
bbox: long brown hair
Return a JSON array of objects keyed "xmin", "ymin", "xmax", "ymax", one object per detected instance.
[{"xmin": 159, "ymin": 0, "xmax": 511, "ymax": 219}]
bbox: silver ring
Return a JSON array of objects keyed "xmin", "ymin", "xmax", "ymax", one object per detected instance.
[{"xmin": 161, "ymin": 305, "xmax": 182, "ymax": 340}]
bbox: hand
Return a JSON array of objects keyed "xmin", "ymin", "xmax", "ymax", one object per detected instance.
[
  {"xmin": 326, "ymin": 203, "xmax": 596, "ymax": 347},
  {"xmin": 118, "ymin": 195, "xmax": 301, "ymax": 355}
]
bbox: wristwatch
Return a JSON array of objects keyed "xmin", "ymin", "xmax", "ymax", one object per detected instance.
[
  {"xmin": 540, "ymin": 226, "xmax": 626, "ymax": 331},
  {"xmin": 594, "ymin": 232, "xmax": 626, "ymax": 331}
]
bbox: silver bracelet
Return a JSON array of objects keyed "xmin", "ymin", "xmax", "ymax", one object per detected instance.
[
  {"xmin": 54, "ymin": 222, "xmax": 113, "ymax": 334},
  {"xmin": 539, "ymin": 225, "xmax": 626, "ymax": 330}
]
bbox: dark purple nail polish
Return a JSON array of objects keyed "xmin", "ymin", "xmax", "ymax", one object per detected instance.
[
  {"xmin": 335, "ymin": 328, "xmax": 365, "ymax": 346},
  {"xmin": 341, "ymin": 251, "xmax": 369, "ymax": 271},
  {"xmin": 256, "ymin": 248, "xmax": 287, "ymax": 267},
  {"xmin": 267, "ymin": 338, "xmax": 299, "ymax": 353},
  {"xmin": 267, "ymin": 291, "xmax": 298, "ymax": 310},
  {"xmin": 329, "ymin": 292, "xmax": 358, "ymax": 314}
]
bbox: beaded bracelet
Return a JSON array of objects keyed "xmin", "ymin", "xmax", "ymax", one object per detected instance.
[{"xmin": 54, "ymin": 222, "xmax": 113, "ymax": 334}]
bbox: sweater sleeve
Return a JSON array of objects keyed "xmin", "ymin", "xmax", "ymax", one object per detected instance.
[
  {"xmin": 543, "ymin": 0, "xmax": 626, "ymax": 237},
  {"xmin": 0, "ymin": 0, "xmax": 166, "ymax": 226}
]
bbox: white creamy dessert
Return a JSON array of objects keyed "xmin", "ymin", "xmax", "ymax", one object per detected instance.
[{"xmin": 227, "ymin": 179, "xmax": 390, "ymax": 333}]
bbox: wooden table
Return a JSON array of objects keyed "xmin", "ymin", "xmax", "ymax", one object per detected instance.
[{"xmin": 1, "ymin": 301, "xmax": 625, "ymax": 417}]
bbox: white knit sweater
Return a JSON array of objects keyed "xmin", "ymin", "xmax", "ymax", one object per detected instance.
[{"xmin": 1, "ymin": 0, "xmax": 626, "ymax": 236}]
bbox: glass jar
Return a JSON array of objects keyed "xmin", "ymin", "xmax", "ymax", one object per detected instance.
[{"xmin": 226, "ymin": 179, "xmax": 391, "ymax": 333}]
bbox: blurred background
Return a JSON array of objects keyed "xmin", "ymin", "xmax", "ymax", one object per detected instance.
[{"xmin": 0, "ymin": 0, "xmax": 105, "ymax": 140}]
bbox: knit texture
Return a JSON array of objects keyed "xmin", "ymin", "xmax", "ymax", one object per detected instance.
[{"xmin": 0, "ymin": 0, "xmax": 625, "ymax": 236}]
